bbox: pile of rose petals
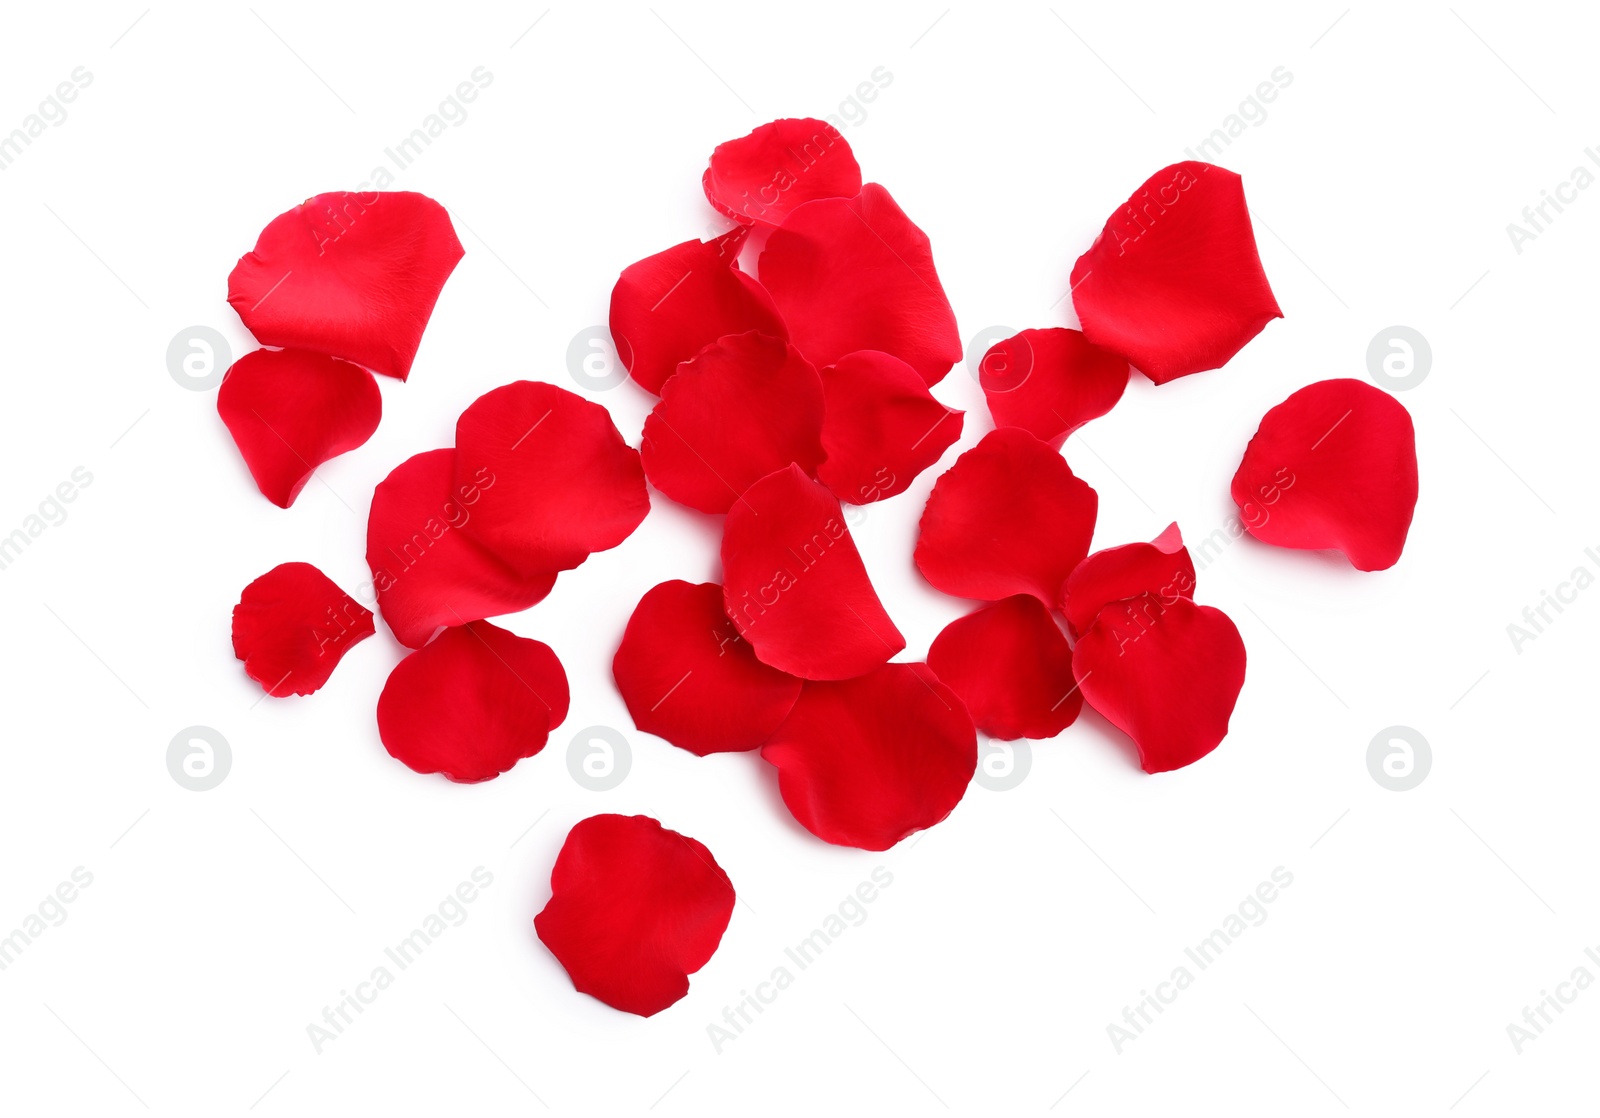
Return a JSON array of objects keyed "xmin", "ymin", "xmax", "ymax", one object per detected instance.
[{"xmin": 219, "ymin": 117, "xmax": 1418, "ymax": 1018}]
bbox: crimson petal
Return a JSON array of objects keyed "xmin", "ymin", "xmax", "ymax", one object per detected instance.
[
  {"xmin": 228, "ymin": 191, "xmax": 463, "ymax": 380},
  {"xmin": 979, "ymin": 328, "xmax": 1127, "ymax": 449},
  {"xmin": 1061, "ymin": 523, "xmax": 1196, "ymax": 638},
  {"xmin": 232, "ymin": 562, "xmax": 374, "ymax": 696},
  {"xmin": 817, "ymin": 350, "xmax": 963, "ymax": 504},
  {"xmin": 535, "ymin": 814, "xmax": 735, "ymax": 1017},
  {"xmin": 926, "ymin": 595, "xmax": 1080, "ymax": 740},
  {"xmin": 702, "ymin": 117, "xmax": 862, "ymax": 227}
]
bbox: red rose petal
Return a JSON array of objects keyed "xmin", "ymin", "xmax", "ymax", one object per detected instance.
[
  {"xmin": 1070, "ymin": 162, "xmax": 1281, "ymax": 384},
  {"xmin": 228, "ymin": 191, "xmax": 464, "ymax": 381},
  {"xmin": 979, "ymin": 328, "xmax": 1127, "ymax": 449},
  {"xmin": 759, "ymin": 184, "xmax": 962, "ymax": 386},
  {"xmin": 760, "ymin": 663, "xmax": 977, "ymax": 850},
  {"xmin": 817, "ymin": 350, "xmax": 963, "ymax": 504},
  {"xmin": 366, "ymin": 449, "xmax": 556, "ymax": 649},
  {"xmin": 915, "ymin": 428, "xmax": 1098, "ymax": 605},
  {"xmin": 1072, "ymin": 595, "xmax": 1245, "ymax": 773},
  {"xmin": 926, "ymin": 595, "xmax": 1080, "ymax": 740},
  {"xmin": 231, "ymin": 562, "xmax": 374, "ymax": 696},
  {"xmin": 453, "ymin": 381, "xmax": 650, "ymax": 574},
  {"xmin": 702, "ymin": 117, "xmax": 862, "ymax": 227},
  {"xmin": 216, "ymin": 348, "xmax": 382, "ymax": 508},
  {"xmin": 641, "ymin": 333, "xmax": 825, "ymax": 514},
  {"xmin": 535, "ymin": 813, "xmax": 735, "ymax": 1017},
  {"xmin": 377, "ymin": 620, "xmax": 569, "ymax": 782},
  {"xmin": 612, "ymin": 580, "xmax": 802, "ymax": 756},
  {"xmin": 1231, "ymin": 378, "xmax": 1418, "ymax": 571},
  {"xmin": 1061, "ymin": 523, "xmax": 1196, "ymax": 638},
  {"xmin": 722, "ymin": 465, "xmax": 905, "ymax": 680},
  {"xmin": 609, "ymin": 229, "xmax": 788, "ymax": 395}
]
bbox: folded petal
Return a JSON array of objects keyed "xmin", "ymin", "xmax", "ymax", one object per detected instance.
[
  {"xmin": 915, "ymin": 428, "xmax": 1098, "ymax": 605},
  {"xmin": 703, "ymin": 117, "xmax": 862, "ymax": 227},
  {"xmin": 1230, "ymin": 378, "xmax": 1418, "ymax": 571},
  {"xmin": 377, "ymin": 620, "xmax": 569, "ymax": 782},
  {"xmin": 228, "ymin": 191, "xmax": 464, "ymax": 380},
  {"xmin": 817, "ymin": 350, "xmax": 963, "ymax": 503},
  {"xmin": 979, "ymin": 328, "xmax": 1127, "ymax": 448},
  {"xmin": 612, "ymin": 580, "xmax": 802, "ymax": 755},
  {"xmin": 232, "ymin": 562, "xmax": 374, "ymax": 696},
  {"xmin": 760, "ymin": 663, "xmax": 977, "ymax": 850},
  {"xmin": 609, "ymin": 229, "xmax": 788, "ymax": 395},
  {"xmin": 1070, "ymin": 162, "xmax": 1281, "ymax": 384},
  {"xmin": 216, "ymin": 348, "xmax": 382, "ymax": 508},
  {"xmin": 641, "ymin": 333, "xmax": 825, "ymax": 514},
  {"xmin": 926, "ymin": 595, "xmax": 1079, "ymax": 740},
  {"xmin": 722, "ymin": 465, "xmax": 905, "ymax": 680},
  {"xmin": 366, "ymin": 449, "xmax": 556, "ymax": 649},
  {"xmin": 1072, "ymin": 595, "xmax": 1245, "ymax": 773},
  {"xmin": 535, "ymin": 814, "xmax": 735, "ymax": 1017},
  {"xmin": 1061, "ymin": 523, "xmax": 1196, "ymax": 638},
  {"xmin": 454, "ymin": 381, "xmax": 650, "ymax": 573},
  {"xmin": 759, "ymin": 184, "xmax": 962, "ymax": 386}
]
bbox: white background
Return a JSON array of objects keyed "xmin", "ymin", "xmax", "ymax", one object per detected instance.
[{"xmin": 0, "ymin": 2, "xmax": 1594, "ymax": 1114}]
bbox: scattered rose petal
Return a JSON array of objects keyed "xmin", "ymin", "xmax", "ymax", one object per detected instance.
[
  {"xmin": 641, "ymin": 333, "xmax": 825, "ymax": 514},
  {"xmin": 228, "ymin": 191, "xmax": 464, "ymax": 381},
  {"xmin": 926, "ymin": 595, "xmax": 1080, "ymax": 740},
  {"xmin": 759, "ymin": 183, "xmax": 962, "ymax": 386},
  {"xmin": 535, "ymin": 813, "xmax": 735, "ymax": 1016},
  {"xmin": 703, "ymin": 117, "xmax": 862, "ymax": 227},
  {"xmin": 1073, "ymin": 595, "xmax": 1245, "ymax": 773},
  {"xmin": 216, "ymin": 348, "xmax": 382, "ymax": 508},
  {"xmin": 453, "ymin": 381, "xmax": 650, "ymax": 573},
  {"xmin": 609, "ymin": 229, "xmax": 788, "ymax": 395},
  {"xmin": 761, "ymin": 663, "xmax": 976, "ymax": 850},
  {"xmin": 377, "ymin": 620, "xmax": 569, "ymax": 782},
  {"xmin": 1231, "ymin": 378, "xmax": 1418, "ymax": 571},
  {"xmin": 1061, "ymin": 523, "xmax": 1196, "ymax": 638},
  {"xmin": 366, "ymin": 449, "xmax": 556, "ymax": 649},
  {"xmin": 817, "ymin": 350, "xmax": 963, "ymax": 504},
  {"xmin": 612, "ymin": 580, "xmax": 802, "ymax": 755},
  {"xmin": 915, "ymin": 427, "xmax": 1098, "ymax": 605},
  {"xmin": 1070, "ymin": 162, "xmax": 1281, "ymax": 384},
  {"xmin": 232, "ymin": 562, "xmax": 374, "ymax": 696},
  {"xmin": 722, "ymin": 464, "xmax": 905, "ymax": 680},
  {"xmin": 979, "ymin": 328, "xmax": 1127, "ymax": 449}
]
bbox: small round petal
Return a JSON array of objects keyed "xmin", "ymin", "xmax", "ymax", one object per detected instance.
[
  {"xmin": 642, "ymin": 333, "xmax": 826, "ymax": 514},
  {"xmin": 761, "ymin": 663, "xmax": 977, "ymax": 850},
  {"xmin": 1071, "ymin": 162, "xmax": 1282, "ymax": 384},
  {"xmin": 217, "ymin": 348, "xmax": 382, "ymax": 508},
  {"xmin": 366, "ymin": 449, "xmax": 556, "ymax": 649},
  {"xmin": 1072, "ymin": 595, "xmax": 1246, "ymax": 774},
  {"xmin": 926, "ymin": 596, "xmax": 1080, "ymax": 740},
  {"xmin": 915, "ymin": 428, "xmax": 1098, "ymax": 606},
  {"xmin": 454, "ymin": 381, "xmax": 650, "ymax": 574},
  {"xmin": 535, "ymin": 814, "xmax": 735, "ymax": 1017},
  {"xmin": 612, "ymin": 581, "xmax": 802, "ymax": 755},
  {"xmin": 702, "ymin": 117, "xmax": 862, "ymax": 227},
  {"xmin": 377, "ymin": 620, "xmax": 569, "ymax": 783},
  {"xmin": 232, "ymin": 562, "xmax": 374, "ymax": 696},
  {"xmin": 1231, "ymin": 378, "xmax": 1418, "ymax": 571},
  {"xmin": 817, "ymin": 350, "xmax": 963, "ymax": 504},
  {"xmin": 759, "ymin": 184, "xmax": 962, "ymax": 386},
  {"xmin": 228, "ymin": 192, "xmax": 464, "ymax": 380},
  {"xmin": 1061, "ymin": 523, "xmax": 1196, "ymax": 638},
  {"xmin": 722, "ymin": 465, "xmax": 905, "ymax": 680},
  {"xmin": 609, "ymin": 229, "xmax": 788, "ymax": 395},
  {"xmin": 979, "ymin": 328, "xmax": 1127, "ymax": 449}
]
